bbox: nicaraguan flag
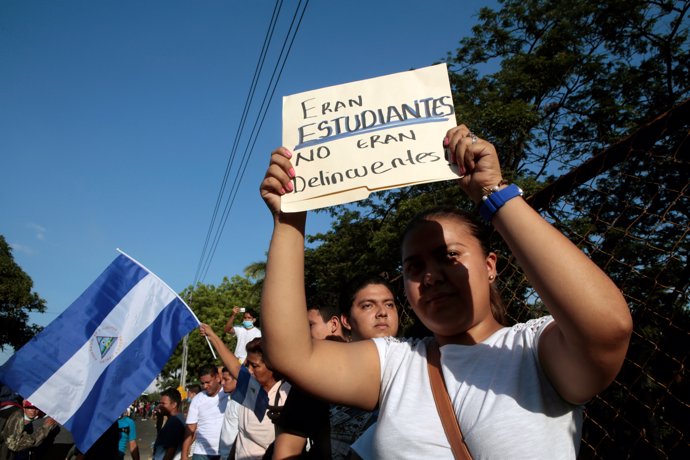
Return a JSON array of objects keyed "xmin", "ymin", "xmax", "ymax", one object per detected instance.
[{"xmin": 0, "ymin": 251, "xmax": 199, "ymax": 453}]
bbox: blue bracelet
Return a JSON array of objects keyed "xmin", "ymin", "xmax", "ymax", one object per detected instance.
[{"xmin": 479, "ymin": 183, "xmax": 524, "ymax": 223}]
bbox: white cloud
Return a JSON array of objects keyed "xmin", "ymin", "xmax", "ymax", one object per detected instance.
[
  {"xmin": 10, "ymin": 242, "xmax": 35, "ymax": 256},
  {"xmin": 27, "ymin": 223, "xmax": 47, "ymax": 241}
]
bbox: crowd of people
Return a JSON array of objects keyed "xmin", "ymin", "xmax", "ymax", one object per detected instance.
[
  {"xmin": 0, "ymin": 387, "xmax": 173, "ymax": 460},
  {"xmin": 1, "ymin": 125, "xmax": 632, "ymax": 459}
]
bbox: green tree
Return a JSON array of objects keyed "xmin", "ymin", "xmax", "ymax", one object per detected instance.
[
  {"xmin": 304, "ymin": 0, "xmax": 689, "ymax": 313},
  {"xmin": 294, "ymin": 0, "xmax": 689, "ymax": 456},
  {"xmin": 161, "ymin": 272, "xmax": 260, "ymax": 383},
  {"xmin": 449, "ymin": 0, "xmax": 689, "ymax": 178},
  {"xmin": 0, "ymin": 235, "xmax": 46, "ymax": 351},
  {"xmin": 445, "ymin": 1, "xmax": 689, "ymax": 456},
  {"xmin": 243, "ymin": 259, "xmax": 267, "ymax": 307}
]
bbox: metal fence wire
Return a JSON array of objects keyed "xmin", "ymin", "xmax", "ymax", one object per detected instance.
[
  {"xmin": 496, "ymin": 99, "xmax": 690, "ymax": 459},
  {"xmin": 326, "ymin": 99, "xmax": 688, "ymax": 458}
]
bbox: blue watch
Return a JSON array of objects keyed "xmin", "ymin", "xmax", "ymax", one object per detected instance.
[{"xmin": 479, "ymin": 184, "xmax": 523, "ymax": 223}]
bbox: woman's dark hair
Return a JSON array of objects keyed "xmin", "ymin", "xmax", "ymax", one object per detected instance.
[
  {"xmin": 245, "ymin": 337, "xmax": 263, "ymax": 355},
  {"xmin": 401, "ymin": 207, "xmax": 508, "ymax": 326},
  {"xmin": 338, "ymin": 274, "xmax": 397, "ymax": 319}
]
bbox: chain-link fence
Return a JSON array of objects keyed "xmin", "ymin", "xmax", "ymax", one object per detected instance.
[{"xmin": 496, "ymin": 100, "xmax": 690, "ymax": 459}]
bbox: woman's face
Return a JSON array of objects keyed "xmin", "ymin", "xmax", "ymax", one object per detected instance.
[
  {"xmin": 402, "ymin": 216, "xmax": 497, "ymax": 342},
  {"xmin": 343, "ymin": 283, "xmax": 399, "ymax": 341},
  {"xmin": 246, "ymin": 352, "xmax": 275, "ymax": 389}
]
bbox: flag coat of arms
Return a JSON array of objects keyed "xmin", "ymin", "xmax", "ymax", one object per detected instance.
[{"xmin": 0, "ymin": 252, "xmax": 199, "ymax": 453}]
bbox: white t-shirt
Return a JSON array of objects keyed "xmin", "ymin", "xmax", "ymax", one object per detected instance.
[
  {"xmin": 220, "ymin": 396, "xmax": 241, "ymax": 458},
  {"xmin": 186, "ymin": 390, "xmax": 229, "ymax": 456},
  {"xmin": 232, "ymin": 326, "xmax": 262, "ymax": 362},
  {"xmin": 368, "ymin": 316, "xmax": 583, "ymax": 460}
]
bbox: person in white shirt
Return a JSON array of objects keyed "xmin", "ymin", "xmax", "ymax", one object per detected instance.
[
  {"xmin": 256, "ymin": 125, "xmax": 633, "ymax": 458},
  {"xmin": 219, "ymin": 368, "xmax": 240, "ymax": 460},
  {"xmin": 224, "ymin": 307, "xmax": 262, "ymax": 363},
  {"xmin": 181, "ymin": 364, "xmax": 228, "ymax": 460}
]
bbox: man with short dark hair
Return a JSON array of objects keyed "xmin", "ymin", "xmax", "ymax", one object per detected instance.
[
  {"xmin": 219, "ymin": 369, "xmax": 240, "ymax": 460},
  {"xmin": 153, "ymin": 388, "xmax": 185, "ymax": 460},
  {"xmin": 181, "ymin": 364, "xmax": 228, "ymax": 460},
  {"xmin": 269, "ymin": 305, "xmax": 343, "ymax": 459},
  {"xmin": 307, "ymin": 304, "xmax": 345, "ymax": 340}
]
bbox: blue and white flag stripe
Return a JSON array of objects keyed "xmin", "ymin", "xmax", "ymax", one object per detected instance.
[
  {"xmin": 4, "ymin": 254, "xmax": 149, "ymax": 393},
  {"xmin": 0, "ymin": 252, "xmax": 199, "ymax": 452},
  {"xmin": 25, "ymin": 274, "xmax": 177, "ymax": 420}
]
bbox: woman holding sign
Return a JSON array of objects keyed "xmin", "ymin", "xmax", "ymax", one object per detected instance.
[{"xmin": 258, "ymin": 125, "xmax": 632, "ymax": 459}]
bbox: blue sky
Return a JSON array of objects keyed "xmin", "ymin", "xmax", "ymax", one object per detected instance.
[{"xmin": 0, "ymin": 0, "xmax": 497, "ymax": 364}]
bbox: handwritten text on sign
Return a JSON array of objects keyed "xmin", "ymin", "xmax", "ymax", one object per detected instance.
[{"xmin": 281, "ymin": 64, "xmax": 459, "ymax": 212}]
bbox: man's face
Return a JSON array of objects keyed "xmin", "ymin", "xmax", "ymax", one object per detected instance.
[
  {"xmin": 222, "ymin": 371, "xmax": 237, "ymax": 394},
  {"xmin": 199, "ymin": 372, "xmax": 222, "ymax": 397},
  {"xmin": 23, "ymin": 406, "xmax": 39, "ymax": 421},
  {"xmin": 307, "ymin": 309, "xmax": 332, "ymax": 340},
  {"xmin": 157, "ymin": 395, "xmax": 177, "ymax": 416},
  {"xmin": 246, "ymin": 352, "xmax": 274, "ymax": 388},
  {"xmin": 342, "ymin": 283, "xmax": 399, "ymax": 341}
]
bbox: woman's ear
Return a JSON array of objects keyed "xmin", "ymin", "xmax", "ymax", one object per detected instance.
[{"xmin": 486, "ymin": 251, "xmax": 498, "ymax": 281}]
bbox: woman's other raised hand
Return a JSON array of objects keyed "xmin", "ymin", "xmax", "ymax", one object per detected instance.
[{"xmin": 260, "ymin": 147, "xmax": 296, "ymax": 215}]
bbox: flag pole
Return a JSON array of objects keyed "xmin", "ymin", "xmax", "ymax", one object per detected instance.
[{"xmin": 180, "ymin": 290, "xmax": 190, "ymax": 389}]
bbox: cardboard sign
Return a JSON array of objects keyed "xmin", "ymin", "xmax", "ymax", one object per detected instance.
[{"xmin": 281, "ymin": 63, "xmax": 459, "ymax": 212}]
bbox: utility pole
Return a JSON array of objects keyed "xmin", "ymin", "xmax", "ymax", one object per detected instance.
[
  {"xmin": 180, "ymin": 334, "xmax": 189, "ymax": 388},
  {"xmin": 180, "ymin": 291, "xmax": 192, "ymax": 388}
]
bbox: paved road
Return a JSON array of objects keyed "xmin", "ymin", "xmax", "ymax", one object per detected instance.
[{"xmin": 126, "ymin": 417, "xmax": 159, "ymax": 460}]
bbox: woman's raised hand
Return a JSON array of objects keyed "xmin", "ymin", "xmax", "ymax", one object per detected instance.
[
  {"xmin": 444, "ymin": 124, "xmax": 504, "ymax": 203},
  {"xmin": 199, "ymin": 323, "xmax": 215, "ymax": 338},
  {"xmin": 260, "ymin": 147, "xmax": 296, "ymax": 215}
]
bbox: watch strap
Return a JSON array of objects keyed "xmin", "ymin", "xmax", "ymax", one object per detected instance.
[{"xmin": 479, "ymin": 183, "xmax": 523, "ymax": 222}]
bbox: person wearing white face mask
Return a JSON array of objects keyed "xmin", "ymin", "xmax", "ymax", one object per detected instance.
[{"xmin": 224, "ymin": 306, "xmax": 262, "ymax": 364}]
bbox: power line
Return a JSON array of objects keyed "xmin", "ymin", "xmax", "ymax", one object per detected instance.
[
  {"xmin": 193, "ymin": 0, "xmax": 285, "ymax": 285},
  {"xmin": 194, "ymin": 0, "xmax": 310, "ymax": 284},
  {"xmin": 199, "ymin": 0, "xmax": 310, "ymax": 283}
]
